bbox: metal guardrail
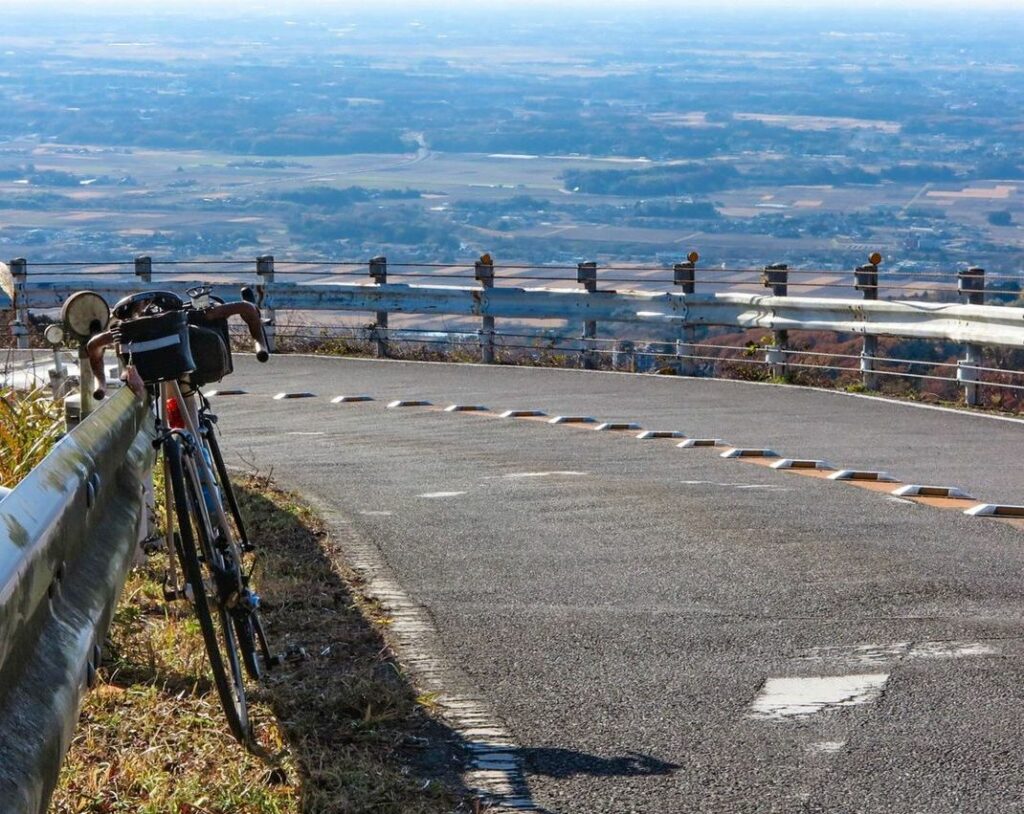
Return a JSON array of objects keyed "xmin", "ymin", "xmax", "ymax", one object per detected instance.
[
  {"xmin": 0, "ymin": 253, "xmax": 1020, "ymax": 805},
  {"xmin": 4, "ymin": 256, "xmax": 1024, "ymax": 405},
  {"xmin": 0, "ymin": 386, "xmax": 155, "ymax": 814}
]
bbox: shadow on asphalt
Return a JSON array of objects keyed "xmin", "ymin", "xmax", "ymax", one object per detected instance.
[{"xmin": 522, "ymin": 747, "xmax": 681, "ymax": 779}]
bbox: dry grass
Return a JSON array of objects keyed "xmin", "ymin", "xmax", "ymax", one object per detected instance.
[
  {"xmin": 53, "ymin": 476, "xmax": 465, "ymax": 814},
  {"xmin": 0, "ymin": 386, "xmax": 64, "ymax": 488}
]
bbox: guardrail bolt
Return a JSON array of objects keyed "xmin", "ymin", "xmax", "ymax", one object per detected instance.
[
  {"xmin": 577, "ymin": 261, "xmax": 598, "ymax": 369},
  {"xmin": 134, "ymin": 255, "xmax": 152, "ymax": 283},
  {"xmin": 369, "ymin": 256, "xmax": 389, "ymax": 357},
  {"xmin": 674, "ymin": 251, "xmax": 699, "ymax": 375},
  {"xmin": 958, "ymin": 266, "xmax": 985, "ymax": 405},
  {"xmin": 10, "ymin": 257, "xmax": 29, "ymax": 349},
  {"xmin": 762, "ymin": 262, "xmax": 789, "ymax": 378},
  {"xmin": 856, "ymin": 253, "xmax": 882, "ymax": 390},
  {"xmin": 475, "ymin": 253, "xmax": 496, "ymax": 364}
]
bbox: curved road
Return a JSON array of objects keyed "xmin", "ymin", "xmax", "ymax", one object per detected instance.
[{"xmin": 214, "ymin": 356, "xmax": 1024, "ymax": 814}]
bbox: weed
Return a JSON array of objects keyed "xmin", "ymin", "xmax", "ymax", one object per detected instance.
[
  {"xmin": 53, "ymin": 478, "xmax": 465, "ymax": 814},
  {"xmin": 0, "ymin": 386, "xmax": 63, "ymax": 488}
]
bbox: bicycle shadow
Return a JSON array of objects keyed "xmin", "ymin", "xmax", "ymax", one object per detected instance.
[
  {"xmin": 519, "ymin": 747, "xmax": 680, "ymax": 779},
  {"xmin": 241, "ymin": 480, "xmax": 683, "ymax": 812}
]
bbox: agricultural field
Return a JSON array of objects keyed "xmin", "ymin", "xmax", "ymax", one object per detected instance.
[{"xmin": 0, "ymin": 5, "xmax": 1022, "ymax": 287}]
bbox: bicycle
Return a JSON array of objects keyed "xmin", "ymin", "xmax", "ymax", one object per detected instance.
[{"xmin": 86, "ymin": 286, "xmax": 278, "ymax": 745}]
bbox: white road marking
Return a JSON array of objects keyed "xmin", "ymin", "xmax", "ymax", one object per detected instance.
[
  {"xmin": 499, "ymin": 471, "xmax": 589, "ymax": 479},
  {"xmin": 807, "ymin": 741, "xmax": 846, "ymax": 754},
  {"xmin": 748, "ymin": 674, "xmax": 889, "ymax": 720},
  {"xmin": 418, "ymin": 491, "xmax": 467, "ymax": 499},
  {"xmin": 886, "ymin": 496, "xmax": 916, "ymax": 506},
  {"xmin": 910, "ymin": 641, "xmax": 998, "ymax": 659},
  {"xmin": 358, "ymin": 510, "xmax": 393, "ymax": 517},
  {"xmin": 680, "ymin": 480, "xmax": 788, "ymax": 491},
  {"xmin": 286, "ymin": 431, "xmax": 326, "ymax": 436},
  {"xmin": 795, "ymin": 640, "xmax": 999, "ymax": 667}
]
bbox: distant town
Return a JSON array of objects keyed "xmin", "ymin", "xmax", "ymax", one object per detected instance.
[{"xmin": 0, "ymin": 5, "xmax": 1022, "ymax": 287}]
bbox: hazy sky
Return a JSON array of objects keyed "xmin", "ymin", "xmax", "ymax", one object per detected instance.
[{"xmin": 4, "ymin": 0, "xmax": 1024, "ymax": 10}]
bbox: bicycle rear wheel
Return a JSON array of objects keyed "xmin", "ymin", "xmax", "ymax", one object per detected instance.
[
  {"xmin": 165, "ymin": 436, "xmax": 251, "ymax": 744},
  {"xmin": 199, "ymin": 415, "xmax": 274, "ymax": 679},
  {"xmin": 201, "ymin": 414, "xmax": 251, "ymax": 551}
]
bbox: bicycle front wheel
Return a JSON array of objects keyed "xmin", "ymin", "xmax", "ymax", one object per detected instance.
[{"xmin": 165, "ymin": 437, "xmax": 251, "ymax": 744}]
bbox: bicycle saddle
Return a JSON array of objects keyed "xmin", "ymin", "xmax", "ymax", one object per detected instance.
[{"xmin": 112, "ymin": 290, "xmax": 184, "ymax": 321}]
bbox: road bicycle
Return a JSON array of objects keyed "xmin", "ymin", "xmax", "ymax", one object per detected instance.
[{"xmin": 87, "ymin": 286, "xmax": 279, "ymax": 744}]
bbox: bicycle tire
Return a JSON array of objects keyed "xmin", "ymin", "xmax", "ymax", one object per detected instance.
[
  {"xmin": 201, "ymin": 415, "xmax": 251, "ymax": 551},
  {"xmin": 165, "ymin": 437, "xmax": 251, "ymax": 744},
  {"xmin": 200, "ymin": 415, "xmax": 274, "ymax": 679}
]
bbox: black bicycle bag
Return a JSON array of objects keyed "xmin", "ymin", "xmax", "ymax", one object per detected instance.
[
  {"xmin": 114, "ymin": 310, "xmax": 195, "ymax": 384},
  {"xmin": 186, "ymin": 309, "xmax": 234, "ymax": 386}
]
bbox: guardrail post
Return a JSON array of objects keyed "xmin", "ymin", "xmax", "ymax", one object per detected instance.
[
  {"xmin": 10, "ymin": 258, "xmax": 29, "ymax": 349},
  {"xmin": 256, "ymin": 255, "xmax": 276, "ymax": 351},
  {"xmin": 613, "ymin": 339, "xmax": 636, "ymax": 372},
  {"xmin": 369, "ymin": 255, "xmax": 388, "ymax": 357},
  {"xmin": 761, "ymin": 262, "xmax": 788, "ymax": 378},
  {"xmin": 578, "ymin": 261, "xmax": 598, "ymax": 369},
  {"xmin": 134, "ymin": 255, "xmax": 152, "ymax": 284},
  {"xmin": 674, "ymin": 251, "xmax": 698, "ymax": 376},
  {"xmin": 475, "ymin": 253, "xmax": 495, "ymax": 364},
  {"xmin": 958, "ymin": 266, "xmax": 985, "ymax": 406},
  {"xmin": 854, "ymin": 253, "xmax": 881, "ymax": 390}
]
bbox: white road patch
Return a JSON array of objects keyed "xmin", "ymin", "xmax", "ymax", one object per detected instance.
[
  {"xmin": 795, "ymin": 640, "xmax": 999, "ymax": 667},
  {"xmin": 501, "ymin": 471, "xmax": 589, "ymax": 479},
  {"xmin": 681, "ymin": 480, "xmax": 788, "ymax": 491},
  {"xmin": 807, "ymin": 741, "xmax": 846, "ymax": 754},
  {"xmin": 358, "ymin": 510, "xmax": 393, "ymax": 517},
  {"xmin": 910, "ymin": 641, "xmax": 998, "ymax": 659},
  {"xmin": 418, "ymin": 491, "xmax": 467, "ymax": 499},
  {"xmin": 886, "ymin": 496, "xmax": 916, "ymax": 506},
  {"xmin": 748, "ymin": 673, "xmax": 889, "ymax": 720}
]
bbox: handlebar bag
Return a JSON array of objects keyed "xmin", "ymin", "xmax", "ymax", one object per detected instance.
[
  {"xmin": 114, "ymin": 310, "xmax": 195, "ymax": 383},
  {"xmin": 186, "ymin": 309, "xmax": 234, "ymax": 386}
]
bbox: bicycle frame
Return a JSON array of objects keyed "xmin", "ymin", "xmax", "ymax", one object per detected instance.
[{"xmin": 157, "ymin": 379, "xmax": 241, "ymax": 589}]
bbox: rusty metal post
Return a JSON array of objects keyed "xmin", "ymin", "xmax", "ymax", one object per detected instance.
[
  {"xmin": 369, "ymin": 256, "xmax": 388, "ymax": 358},
  {"xmin": 475, "ymin": 253, "xmax": 495, "ymax": 364},
  {"xmin": 761, "ymin": 262, "xmax": 788, "ymax": 378},
  {"xmin": 958, "ymin": 266, "xmax": 985, "ymax": 406},
  {"xmin": 577, "ymin": 261, "xmax": 598, "ymax": 369},
  {"xmin": 674, "ymin": 251, "xmax": 698, "ymax": 376},
  {"xmin": 10, "ymin": 258, "xmax": 29, "ymax": 349},
  {"xmin": 854, "ymin": 254, "xmax": 881, "ymax": 390},
  {"xmin": 256, "ymin": 255, "xmax": 276, "ymax": 351}
]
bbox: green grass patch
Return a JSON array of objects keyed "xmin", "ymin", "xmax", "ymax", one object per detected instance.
[{"xmin": 0, "ymin": 386, "xmax": 63, "ymax": 488}]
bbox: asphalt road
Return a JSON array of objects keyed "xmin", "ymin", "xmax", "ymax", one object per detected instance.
[{"xmin": 210, "ymin": 356, "xmax": 1024, "ymax": 813}]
